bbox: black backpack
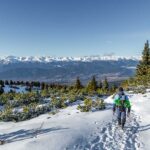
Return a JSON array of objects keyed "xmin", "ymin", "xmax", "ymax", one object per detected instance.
[{"xmin": 119, "ymin": 93, "xmax": 126, "ymax": 112}]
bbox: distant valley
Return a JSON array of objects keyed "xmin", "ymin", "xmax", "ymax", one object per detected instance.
[{"xmin": 0, "ymin": 56, "xmax": 139, "ymax": 84}]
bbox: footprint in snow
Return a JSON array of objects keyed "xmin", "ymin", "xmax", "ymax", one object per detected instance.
[{"xmin": 70, "ymin": 111, "xmax": 143, "ymax": 150}]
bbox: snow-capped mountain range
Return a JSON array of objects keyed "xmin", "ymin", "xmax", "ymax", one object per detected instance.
[
  {"xmin": 0, "ymin": 55, "xmax": 141, "ymax": 64},
  {"xmin": 0, "ymin": 55, "xmax": 140, "ymax": 83}
]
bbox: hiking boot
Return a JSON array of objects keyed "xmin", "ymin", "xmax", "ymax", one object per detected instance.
[
  {"xmin": 121, "ymin": 123, "xmax": 125, "ymax": 129},
  {"xmin": 118, "ymin": 119, "xmax": 121, "ymax": 126}
]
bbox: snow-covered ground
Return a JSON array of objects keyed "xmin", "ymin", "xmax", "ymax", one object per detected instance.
[
  {"xmin": 3, "ymin": 85, "xmax": 40, "ymax": 93},
  {"xmin": 4, "ymin": 85, "xmax": 27, "ymax": 93},
  {"xmin": 129, "ymin": 92, "xmax": 150, "ymax": 150},
  {"xmin": 0, "ymin": 92, "xmax": 150, "ymax": 150}
]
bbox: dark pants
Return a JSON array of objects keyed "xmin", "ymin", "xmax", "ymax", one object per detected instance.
[{"xmin": 116, "ymin": 107, "xmax": 126, "ymax": 127}]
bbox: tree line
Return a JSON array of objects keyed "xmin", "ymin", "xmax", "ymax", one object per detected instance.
[{"xmin": 0, "ymin": 76, "xmax": 117, "ymax": 95}]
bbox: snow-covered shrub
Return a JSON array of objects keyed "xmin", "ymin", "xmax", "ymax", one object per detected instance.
[
  {"xmin": 93, "ymin": 99, "xmax": 105, "ymax": 110},
  {"xmin": 77, "ymin": 98, "xmax": 105, "ymax": 112},
  {"xmin": 77, "ymin": 98, "xmax": 92, "ymax": 112}
]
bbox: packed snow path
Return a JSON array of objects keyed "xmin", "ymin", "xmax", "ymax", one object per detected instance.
[
  {"xmin": 1, "ymin": 92, "xmax": 150, "ymax": 150},
  {"xmin": 67, "ymin": 111, "xmax": 143, "ymax": 150}
]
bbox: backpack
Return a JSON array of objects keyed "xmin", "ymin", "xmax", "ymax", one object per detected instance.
[{"xmin": 118, "ymin": 93, "xmax": 126, "ymax": 111}]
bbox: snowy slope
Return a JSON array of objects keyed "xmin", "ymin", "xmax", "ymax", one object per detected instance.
[
  {"xmin": 0, "ymin": 92, "xmax": 149, "ymax": 150},
  {"xmin": 129, "ymin": 92, "xmax": 150, "ymax": 150},
  {"xmin": 0, "ymin": 103, "xmax": 112, "ymax": 150}
]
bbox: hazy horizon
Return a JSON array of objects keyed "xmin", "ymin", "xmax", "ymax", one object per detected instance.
[{"xmin": 0, "ymin": 54, "xmax": 141, "ymax": 58}]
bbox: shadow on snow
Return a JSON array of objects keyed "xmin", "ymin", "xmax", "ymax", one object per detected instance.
[
  {"xmin": 125, "ymin": 124, "xmax": 150, "ymax": 133},
  {"xmin": 0, "ymin": 127, "xmax": 69, "ymax": 144}
]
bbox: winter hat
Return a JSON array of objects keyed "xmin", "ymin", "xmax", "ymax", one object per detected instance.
[
  {"xmin": 118, "ymin": 87, "xmax": 124, "ymax": 92},
  {"xmin": 118, "ymin": 87, "xmax": 124, "ymax": 96}
]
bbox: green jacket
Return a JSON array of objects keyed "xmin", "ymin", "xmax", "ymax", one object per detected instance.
[
  {"xmin": 113, "ymin": 94, "xmax": 131, "ymax": 113},
  {"xmin": 114, "ymin": 99, "xmax": 131, "ymax": 108}
]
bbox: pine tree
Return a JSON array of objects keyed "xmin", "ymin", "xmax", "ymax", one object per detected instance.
[
  {"xmin": 10, "ymin": 80, "xmax": 13, "ymax": 85},
  {"xmin": 87, "ymin": 76, "xmax": 97, "ymax": 92},
  {"xmin": 0, "ymin": 80, "xmax": 4, "ymax": 87},
  {"xmin": 136, "ymin": 40, "xmax": 150, "ymax": 85},
  {"xmin": 103, "ymin": 77, "xmax": 109, "ymax": 91},
  {"xmin": 45, "ymin": 84, "xmax": 49, "ymax": 90},
  {"xmin": 5, "ymin": 80, "xmax": 9, "ymax": 85},
  {"xmin": 136, "ymin": 40, "xmax": 150, "ymax": 76},
  {"xmin": 99, "ymin": 80, "xmax": 103, "ymax": 89},
  {"xmin": 110, "ymin": 83, "xmax": 117, "ymax": 93},
  {"xmin": 0, "ymin": 85, "xmax": 4, "ymax": 95},
  {"xmin": 37, "ymin": 81, "xmax": 41, "ymax": 87},
  {"xmin": 141, "ymin": 40, "xmax": 150, "ymax": 65},
  {"xmin": 21, "ymin": 81, "xmax": 24, "ymax": 85},
  {"xmin": 26, "ymin": 81, "xmax": 30, "ymax": 86},
  {"xmin": 74, "ymin": 77, "xmax": 83, "ymax": 89},
  {"xmin": 17, "ymin": 81, "xmax": 20, "ymax": 85},
  {"xmin": 41, "ymin": 82, "xmax": 45, "ymax": 90},
  {"xmin": 91, "ymin": 76, "xmax": 97, "ymax": 91}
]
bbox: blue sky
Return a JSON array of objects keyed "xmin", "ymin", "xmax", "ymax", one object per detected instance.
[{"xmin": 0, "ymin": 0, "xmax": 150, "ymax": 57}]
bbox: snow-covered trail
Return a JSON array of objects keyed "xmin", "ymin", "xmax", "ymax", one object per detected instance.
[
  {"xmin": 0, "ymin": 93, "xmax": 149, "ymax": 150},
  {"xmin": 65, "ymin": 94, "xmax": 144, "ymax": 150},
  {"xmin": 68, "ymin": 110, "xmax": 142, "ymax": 150}
]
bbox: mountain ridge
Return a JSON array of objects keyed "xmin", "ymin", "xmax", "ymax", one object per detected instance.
[{"xmin": 0, "ymin": 55, "xmax": 141, "ymax": 64}]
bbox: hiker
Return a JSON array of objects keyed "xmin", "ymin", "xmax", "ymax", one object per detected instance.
[{"xmin": 113, "ymin": 87, "xmax": 131, "ymax": 129}]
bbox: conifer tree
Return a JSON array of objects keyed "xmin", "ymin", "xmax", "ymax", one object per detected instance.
[
  {"xmin": 136, "ymin": 40, "xmax": 150, "ymax": 76},
  {"xmin": 0, "ymin": 80, "xmax": 4, "ymax": 87},
  {"xmin": 136, "ymin": 40, "xmax": 150, "ymax": 85},
  {"xmin": 26, "ymin": 81, "xmax": 30, "ymax": 86},
  {"xmin": 74, "ymin": 77, "xmax": 83, "ymax": 89},
  {"xmin": 141, "ymin": 40, "xmax": 150, "ymax": 65},
  {"xmin": 37, "ymin": 81, "xmax": 41, "ymax": 87},
  {"xmin": 21, "ymin": 81, "xmax": 24, "ymax": 85},
  {"xmin": 45, "ymin": 84, "xmax": 49, "ymax": 90},
  {"xmin": 0, "ymin": 85, "xmax": 4, "ymax": 95},
  {"xmin": 103, "ymin": 77, "xmax": 109, "ymax": 91},
  {"xmin": 99, "ymin": 80, "xmax": 103, "ymax": 89},
  {"xmin": 41, "ymin": 82, "xmax": 45, "ymax": 90},
  {"xmin": 17, "ymin": 81, "xmax": 20, "ymax": 85},
  {"xmin": 110, "ymin": 83, "xmax": 117, "ymax": 92},
  {"xmin": 87, "ymin": 76, "xmax": 97, "ymax": 92},
  {"xmin": 10, "ymin": 80, "xmax": 13, "ymax": 85},
  {"xmin": 5, "ymin": 80, "xmax": 9, "ymax": 85}
]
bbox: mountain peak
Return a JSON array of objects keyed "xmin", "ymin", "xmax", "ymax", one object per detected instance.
[{"xmin": 0, "ymin": 55, "xmax": 140, "ymax": 64}]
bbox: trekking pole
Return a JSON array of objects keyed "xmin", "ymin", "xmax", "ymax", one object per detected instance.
[
  {"xmin": 112, "ymin": 112, "xmax": 116, "ymax": 122},
  {"xmin": 34, "ymin": 121, "xmax": 45, "ymax": 138}
]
